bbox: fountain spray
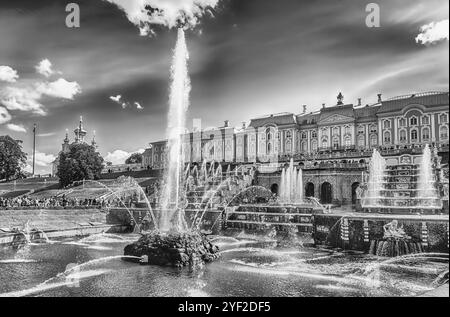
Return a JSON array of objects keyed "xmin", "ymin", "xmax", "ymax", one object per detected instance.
[{"xmin": 159, "ymin": 29, "xmax": 192, "ymax": 232}]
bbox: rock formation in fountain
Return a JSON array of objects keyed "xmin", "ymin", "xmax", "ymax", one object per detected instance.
[
  {"xmin": 159, "ymin": 28, "xmax": 191, "ymax": 232},
  {"xmin": 279, "ymin": 159, "xmax": 303, "ymax": 204},
  {"xmin": 124, "ymin": 231, "xmax": 220, "ymax": 267}
]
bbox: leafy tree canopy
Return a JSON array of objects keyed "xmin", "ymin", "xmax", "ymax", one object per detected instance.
[
  {"xmin": 0, "ymin": 135, "xmax": 27, "ymax": 181},
  {"xmin": 57, "ymin": 143, "xmax": 104, "ymax": 187},
  {"xmin": 125, "ymin": 153, "xmax": 143, "ymax": 165}
]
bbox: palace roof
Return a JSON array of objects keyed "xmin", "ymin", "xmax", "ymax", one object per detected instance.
[
  {"xmin": 378, "ymin": 91, "xmax": 449, "ymax": 114},
  {"xmin": 249, "ymin": 112, "xmax": 297, "ymax": 128}
]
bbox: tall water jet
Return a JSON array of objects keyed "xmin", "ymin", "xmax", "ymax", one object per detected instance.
[
  {"xmin": 159, "ymin": 29, "xmax": 191, "ymax": 232},
  {"xmin": 417, "ymin": 145, "xmax": 441, "ymax": 207},
  {"xmin": 362, "ymin": 149, "xmax": 386, "ymax": 207},
  {"xmin": 279, "ymin": 159, "xmax": 303, "ymax": 204}
]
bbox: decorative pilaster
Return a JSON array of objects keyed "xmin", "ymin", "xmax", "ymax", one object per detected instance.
[
  {"xmin": 421, "ymin": 222, "xmax": 429, "ymax": 248},
  {"xmin": 363, "ymin": 220, "xmax": 370, "ymax": 243}
]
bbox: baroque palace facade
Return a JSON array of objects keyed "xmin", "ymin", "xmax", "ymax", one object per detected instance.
[{"xmin": 144, "ymin": 91, "xmax": 449, "ymax": 205}]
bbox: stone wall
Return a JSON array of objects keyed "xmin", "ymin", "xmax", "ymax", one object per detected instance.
[{"xmin": 314, "ymin": 214, "xmax": 449, "ymax": 253}]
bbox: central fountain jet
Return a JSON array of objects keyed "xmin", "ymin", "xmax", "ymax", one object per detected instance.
[
  {"xmin": 159, "ymin": 29, "xmax": 191, "ymax": 232},
  {"xmin": 124, "ymin": 29, "xmax": 220, "ymax": 267}
]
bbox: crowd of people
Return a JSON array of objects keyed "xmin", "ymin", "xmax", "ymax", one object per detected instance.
[{"xmin": 0, "ymin": 195, "xmax": 140, "ymax": 209}]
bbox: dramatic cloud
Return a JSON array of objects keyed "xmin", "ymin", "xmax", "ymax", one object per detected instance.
[
  {"xmin": 134, "ymin": 102, "xmax": 144, "ymax": 110},
  {"xmin": 0, "ymin": 66, "xmax": 19, "ymax": 83},
  {"xmin": 104, "ymin": 0, "xmax": 220, "ymax": 35},
  {"xmin": 0, "ymin": 107, "xmax": 12, "ymax": 124},
  {"xmin": 416, "ymin": 19, "xmax": 449, "ymax": 45},
  {"xmin": 6, "ymin": 123, "xmax": 27, "ymax": 133},
  {"xmin": 35, "ymin": 59, "xmax": 56, "ymax": 77},
  {"xmin": 104, "ymin": 148, "xmax": 144, "ymax": 165},
  {"xmin": 0, "ymin": 86, "xmax": 46, "ymax": 115},
  {"xmin": 36, "ymin": 78, "xmax": 82, "ymax": 99}
]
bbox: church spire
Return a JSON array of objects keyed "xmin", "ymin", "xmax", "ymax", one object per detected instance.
[{"xmin": 74, "ymin": 115, "xmax": 87, "ymax": 143}]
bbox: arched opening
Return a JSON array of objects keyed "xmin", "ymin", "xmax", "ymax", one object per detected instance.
[
  {"xmin": 270, "ymin": 183, "xmax": 279, "ymax": 195},
  {"xmin": 351, "ymin": 182, "xmax": 360, "ymax": 205},
  {"xmin": 305, "ymin": 183, "xmax": 315, "ymax": 198},
  {"xmin": 320, "ymin": 182, "xmax": 332, "ymax": 204}
]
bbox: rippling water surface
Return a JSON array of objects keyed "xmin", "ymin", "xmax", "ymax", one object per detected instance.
[{"xmin": 0, "ymin": 233, "xmax": 447, "ymax": 297}]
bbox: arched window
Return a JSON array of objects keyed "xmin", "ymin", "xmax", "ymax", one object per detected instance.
[
  {"xmin": 422, "ymin": 115, "xmax": 430, "ymax": 125},
  {"xmin": 370, "ymin": 125, "xmax": 377, "ymax": 134},
  {"xmin": 301, "ymin": 132, "xmax": 307, "ymax": 139},
  {"xmin": 410, "ymin": 116, "xmax": 418, "ymax": 126},
  {"xmin": 357, "ymin": 126, "xmax": 364, "ymax": 135},
  {"xmin": 285, "ymin": 140, "xmax": 292, "ymax": 153},
  {"xmin": 440, "ymin": 113, "xmax": 448, "ymax": 124},
  {"xmin": 440, "ymin": 126, "xmax": 449, "ymax": 140},
  {"xmin": 312, "ymin": 140, "xmax": 318, "ymax": 152},
  {"xmin": 384, "ymin": 131, "xmax": 391, "ymax": 144},
  {"xmin": 267, "ymin": 143, "xmax": 272, "ymax": 154},
  {"xmin": 301, "ymin": 141, "xmax": 307, "ymax": 152},
  {"xmin": 286, "ymin": 131, "xmax": 292, "ymax": 139},
  {"xmin": 399, "ymin": 118, "xmax": 407, "ymax": 127},
  {"xmin": 312, "ymin": 130, "xmax": 318, "ymax": 138},
  {"xmin": 384, "ymin": 120, "xmax": 391, "ymax": 129},
  {"xmin": 422, "ymin": 127, "xmax": 430, "ymax": 142},
  {"xmin": 322, "ymin": 137, "xmax": 329, "ymax": 149},
  {"xmin": 333, "ymin": 127, "xmax": 339, "ymax": 136},
  {"xmin": 410, "ymin": 129, "xmax": 418, "ymax": 143},
  {"xmin": 370, "ymin": 135, "xmax": 377, "ymax": 146},
  {"xmin": 400, "ymin": 130, "xmax": 407, "ymax": 143},
  {"xmin": 333, "ymin": 137, "xmax": 340, "ymax": 149},
  {"xmin": 344, "ymin": 126, "xmax": 351, "ymax": 135},
  {"xmin": 345, "ymin": 136, "xmax": 352, "ymax": 147},
  {"xmin": 358, "ymin": 135, "xmax": 365, "ymax": 147}
]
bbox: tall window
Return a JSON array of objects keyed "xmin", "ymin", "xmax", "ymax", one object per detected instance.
[
  {"xmin": 301, "ymin": 132, "xmax": 307, "ymax": 139},
  {"xmin": 400, "ymin": 130, "xmax": 407, "ymax": 143},
  {"xmin": 399, "ymin": 118, "xmax": 407, "ymax": 127},
  {"xmin": 312, "ymin": 140, "xmax": 318, "ymax": 152},
  {"xmin": 301, "ymin": 141, "xmax": 307, "ymax": 152},
  {"xmin": 333, "ymin": 137, "xmax": 339, "ymax": 149},
  {"xmin": 358, "ymin": 126, "xmax": 365, "ymax": 135},
  {"xmin": 422, "ymin": 127, "xmax": 430, "ymax": 142},
  {"xmin": 370, "ymin": 125, "xmax": 377, "ymax": 134},
  {"xmin": 440, "ymin": 113, "xmax": 448, "ymax": 124},
  {"xmin": 333, "ymin": 127, "xmax": 339, "ymax": 136},
  {"xmin": 384, "ymin": 131, "xmax": 391, "ymax": 144},
  {"xmin": 384, "ymin": 120, "xmax": 391, "ymax": 129},
  {"xmin": 422, "ymin": 115, "xmax": 430, "ymax": 125},
  {"xmin": 358, "ymin": 135, "xmax": 365, "ymax": 147},
  {"xmin": 410, "ymin": 129, "xmax": 418, "ymax": 143},
  {"xmin": 312, "ymin": 131, "xmax": 317, "ymax": 138},
  {"xmin": 370, "ymin": 135, "xmax": 377, "ymax": 146},
  {"xmin": 440, "ymin": 126, "xmax": 449, "ymax": 140},
  {"xmin": 345, "ymin": 126, "xmax": 351, "ymax": 134},
  {"xmin": 345, "ymin": 136, "xmax": 352, "ymax": 147},
  {"xmin": 410, "ymin": 116, "xmax": 418, "ymax": 126},
  {"xmin": 322, "ymin": 137, "xmax": 329, "ymax": 149}
]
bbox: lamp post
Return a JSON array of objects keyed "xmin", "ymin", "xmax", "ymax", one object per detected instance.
[{"xmin": 32, "ymin": 123, "xmax": 37, "ymax": 176}]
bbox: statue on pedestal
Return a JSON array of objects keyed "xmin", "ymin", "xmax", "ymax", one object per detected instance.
[{"xmin": 383, "ymin": 220, "xmax": 410, "ymax": 240}]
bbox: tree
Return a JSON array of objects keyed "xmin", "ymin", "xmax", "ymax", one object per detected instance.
[
  {"xmin": 57, "ymin": 143, "xmax": 104, "ymax": 187},
  {"xmin": 125, "ymin": 153, "xmax": 143, "ymax": 165},
  {"xmin": 0, "ymin": 135, "xmax": 27, "ymax": 181}
]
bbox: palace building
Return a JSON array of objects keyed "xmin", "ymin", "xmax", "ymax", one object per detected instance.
[{"xmin": 143, "ymin": 91, "xmax": 449, "ymax": 205}]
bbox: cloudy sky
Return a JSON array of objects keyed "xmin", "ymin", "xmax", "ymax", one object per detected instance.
[{"xmin": 0, "ymin": 0, "xmax": 449, "ymax": 174}]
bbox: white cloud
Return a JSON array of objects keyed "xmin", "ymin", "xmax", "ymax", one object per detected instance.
[
  {"xmin": 6, "ymin": 123, "xmax": 27, "ymax": 133},
  {"xmin": 24, "ymin": 151, "xmax": 56, "ymax": 175},
  {"xmin": 103, "ymin": 0, "xmax": 220, "ymax": 36},
  {"xmin": 0, "ymin": 66, "xmax": 19, "ymax": 83},
  {"xmin": 135, "ymin": 102, "xmax": 144, "ymax": 110},
  {"xmin": 105, "ymin": 149, "xmax": 145, "ymax": 165},
  {"xmin": 416, "ymin": 19, "xmax": 449, "ymax": 45},
  {"xmin": 35, "ymin": 59, "xmax": 56, "ymax": 77},
  {"xmin": 0, "ymin": 107, "xmax": 12, "ymax": 124},
  {"xmin": 0, "ymin": 86, "xmax": 46, "ymax": 115},
  {"xmin": 36, "ymin": 78, "xmax": 82, "ymax": 99},
  {"xmin": 110, "ymin": 95, "xmax": 122, "ymax": 103}
]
